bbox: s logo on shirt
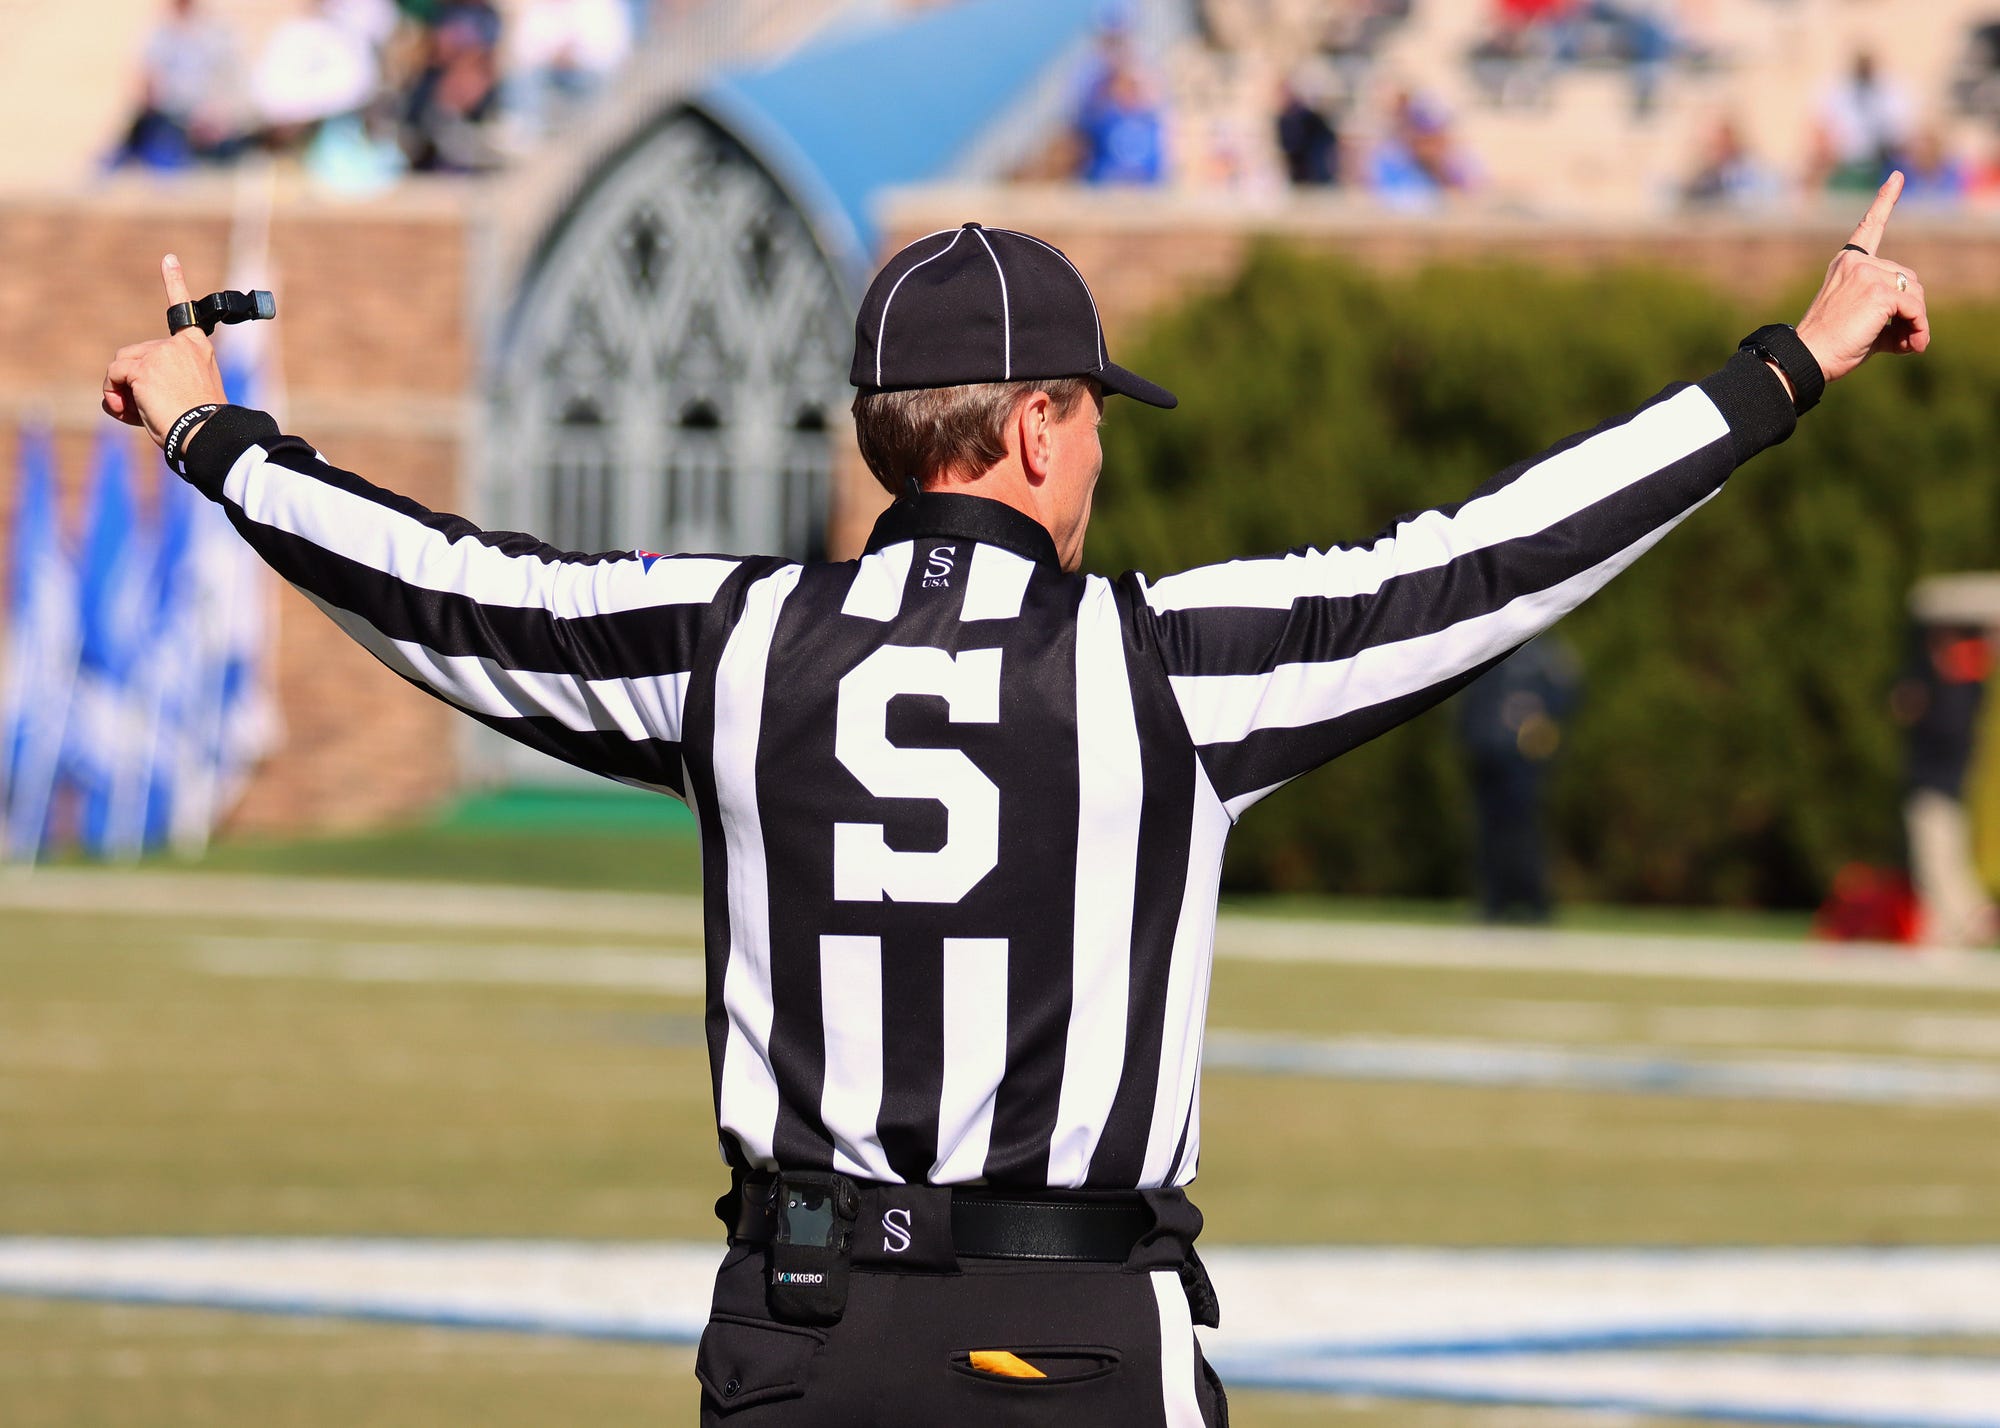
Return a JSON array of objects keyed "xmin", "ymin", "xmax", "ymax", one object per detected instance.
[{"xmin": 921, "ymin": 546, "xmax": 957, "ymax": 588}]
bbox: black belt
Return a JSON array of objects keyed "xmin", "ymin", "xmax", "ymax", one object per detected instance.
[{"xmin": 733, "ymin": 1174, "xmax": 1152, "ymax": 1264}]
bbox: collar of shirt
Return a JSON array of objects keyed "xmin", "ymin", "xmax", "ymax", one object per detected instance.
[{"xmin": 863, "ymin": 492, "xmax": 1062, "ymax": 572}]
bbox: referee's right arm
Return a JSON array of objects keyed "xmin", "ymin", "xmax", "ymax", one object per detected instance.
[{"xmin": 173, "ymin": 406, "xmax": 767, "ymax": 801}]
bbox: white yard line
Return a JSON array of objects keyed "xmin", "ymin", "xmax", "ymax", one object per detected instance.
[
  {"xmin": 1477, "ymin": 999, "xmax": 2000, "ymax": 1058},
  {"xmin": 1214, "ymin": 917, "xmax": 2000, "ymax": 992},
  {"xmin": 7, "ymin": 867, "xmax": 1997, "ymax": 991},
  {"xmin": 0, "ymin": 868, "xmax": 704, "ymax": 940},
  {"xmin": 4, "ymin": 1241, "xmax": 2000, "ymax": 1426},
  {"xmin": 191, "ymin": 938, "xmax": 706, "ymax": 997}
]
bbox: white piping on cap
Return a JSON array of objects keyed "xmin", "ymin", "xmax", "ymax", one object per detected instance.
[
  {"xmin": 874, "ymin": 228, "xmax": 966, "ymax": 387},
  {"xmin": 969, "ymin": 226, "xmax": 1012, "ymax": 380},
  {"xmin": 1008, "ymin": 230, "xmax": 1106, "ymax": 371}
]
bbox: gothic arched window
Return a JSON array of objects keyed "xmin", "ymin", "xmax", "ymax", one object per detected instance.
[{"xmin": 490, "ymin": 106, "xmax": 852, "ymax": 563}]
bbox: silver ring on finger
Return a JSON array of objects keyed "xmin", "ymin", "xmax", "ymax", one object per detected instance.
[{"xmin": 1896, "ymin": 272, "xmax": 1909, "ymax": 292}]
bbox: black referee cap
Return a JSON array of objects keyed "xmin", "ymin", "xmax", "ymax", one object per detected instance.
[{"xmin": 850, "ymin": 223, "xmax": 1177, "ymax": 409}]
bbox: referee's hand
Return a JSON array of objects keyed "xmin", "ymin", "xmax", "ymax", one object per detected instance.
[
  {"xmin": 1795, "ymin": 172, "xmax": 1930, "ymax": 386},
  {"xmin": 102, "ymin": 254, "xmax": 229, "ymax": 450}
]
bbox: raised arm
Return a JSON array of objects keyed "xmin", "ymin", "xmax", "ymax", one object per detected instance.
[
  {"xmin": 1136, "ymin": 175, "xmax": 1929, "ymax": 818},
  {"xmin": 103, "ymin": 256, "xmax": 764, "ymax": 798}
]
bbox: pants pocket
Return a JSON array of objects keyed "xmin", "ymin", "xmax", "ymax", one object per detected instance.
[
  {"xmin": 696, "ymin": 1313, "xmax": 824, "ymax": 1415},
  {"xmin": 948, "ymin": 1345, "xmax": 1122, "ymax": 1387}
]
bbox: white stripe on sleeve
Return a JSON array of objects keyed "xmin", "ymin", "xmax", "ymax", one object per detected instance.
[
  {"xmin": 1143, "ymin": 386, "xmax": 1726, "ymax": 615},
  {"xmin": 300, "ymin": 592, "xmax": 692, "ymax": 742},
  {"xmin": 1169, "ymin": 494, "xmax": 1717, "ymax": 747},
  {"xmin": 225, "ymin": 445, "xmax": 739, "ymax": 616}
]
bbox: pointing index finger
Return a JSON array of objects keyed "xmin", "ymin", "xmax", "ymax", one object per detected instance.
[
  {"xmin": 1845, "ymin": 171, "xmax": 1905, "ymax": 255},
  {"xmin": 163, "ymin": 253, "xmax": 194, "ymax": 310}
]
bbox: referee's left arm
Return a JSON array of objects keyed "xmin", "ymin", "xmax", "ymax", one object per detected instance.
[{"xmin": 1135, "ymin": 173, "xmax": 1928, "ymax": 820}]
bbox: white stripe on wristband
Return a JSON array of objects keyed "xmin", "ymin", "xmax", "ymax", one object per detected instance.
[{"xmin": 164, "ymin": 403, "xmax": 222, "ymax": 474}]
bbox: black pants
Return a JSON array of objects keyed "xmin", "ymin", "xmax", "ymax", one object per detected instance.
[{"xmin": 695, "ymin": 1242, "xmax": 1228, "ymax": 1425}]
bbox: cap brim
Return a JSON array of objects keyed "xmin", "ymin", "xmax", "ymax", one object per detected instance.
[{"xmin": 1096, "ymin": 363, "xmax": 1178, "ymax": 409}]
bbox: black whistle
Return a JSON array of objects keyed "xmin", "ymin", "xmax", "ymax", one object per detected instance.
[{"xmin": 167, "ymin": 289, "xmax": 276, "ymax": 337}]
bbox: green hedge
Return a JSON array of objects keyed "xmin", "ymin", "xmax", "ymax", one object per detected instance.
[{"xmin": 1088, "ymin": 244, "xmax": 2000, "ymax": 907}]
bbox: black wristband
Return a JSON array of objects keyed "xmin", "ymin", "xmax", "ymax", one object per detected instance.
[
  {"xmin": 163, "ymin": 403, "xmax": 222, "ymax": 473},
  {"xmin": 1737, "ymin": 323, "xmax": 1825, "ymax": 416}
]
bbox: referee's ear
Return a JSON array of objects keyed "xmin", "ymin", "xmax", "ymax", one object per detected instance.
[{"xmin": 1017, "ymin": 390, "xmax": 1058, "ymax": 486}]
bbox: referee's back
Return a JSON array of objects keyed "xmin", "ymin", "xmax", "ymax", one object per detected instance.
[{"xmin": 692, "ymin": 490, "xmax": 1226, "ymax": 1195}]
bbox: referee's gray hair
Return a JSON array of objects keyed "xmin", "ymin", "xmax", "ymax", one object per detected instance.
[{"xmin": 851, "ymin": 378, "xmax": 1095, "ymax": 496}]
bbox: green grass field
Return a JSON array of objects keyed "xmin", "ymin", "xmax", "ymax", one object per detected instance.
[{"xmin": 3, "ymin": 857, "xmax": 1997, "ymax": 1425}]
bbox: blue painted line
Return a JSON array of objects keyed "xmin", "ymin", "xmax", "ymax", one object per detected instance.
[
  {"xmin": 1234, "ymin": 1323, "xmax": 2000, "ymax": 1360},
  {"xmin": 0, "ymin": 1282, "xmax": 705, "ymax": 1345},
  {"xmin": 1202, "ymin": 1032, "xmax": 2000, "ymax": 1106},
  {"xmin": 1208, "ymin": 1363, "xmax": 2000, "ymax": 1428}
]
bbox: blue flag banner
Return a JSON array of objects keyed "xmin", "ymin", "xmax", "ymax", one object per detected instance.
[
  {"xmin": 0, "ymin": 424, "xmax": 81, "ymax": 860},
  {"xmin": 65, "ymin": 428, "xmax": 156, "ymax": 859}
]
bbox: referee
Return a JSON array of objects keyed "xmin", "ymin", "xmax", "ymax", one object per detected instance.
[{"xmin": 105, "ymin": 175, "xmax": 1927, "ymax": 1425}]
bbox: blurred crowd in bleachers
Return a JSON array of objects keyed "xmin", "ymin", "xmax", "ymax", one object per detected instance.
[
  {"xmin": 107, "ymin": 0, "xmax": 2000, "ymax": 216},
  {"xmin": 112, "ymin": 0, "xmax": 650, "ymax": 183},
  {"xmin": 1067, "ymin": 0, "xmax": 2000, "ymax": 216}
]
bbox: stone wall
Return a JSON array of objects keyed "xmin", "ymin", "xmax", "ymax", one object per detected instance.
[{"xmin": 0, "ymin": 178, "xmax": 473, "ymax": 838}]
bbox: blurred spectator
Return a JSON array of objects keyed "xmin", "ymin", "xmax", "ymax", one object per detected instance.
[
  {"xmin": 113, "ymin": 0, "xmax": 246, "ymax": 169},
  {"xmin": 1899, "ymin": 128, "xmax": 1969, "ymax": 206},
  {"xmin": 1276, "ymin": 79, "xmax": 1340, "ymax": 186},
  {"xmin": 1073, "ymin": 34, "xmax": 1168, "ymax": 186},
  {"xmin": 1681, "ymin": 115, "xmax": 1779, "ymax": 210},
  {"xmin": 1458, "ymin": 637, "xmax": 1582, "ymax": 924},
  {"xmin": 1809, "ymin": 51, "xmax": 1912, "ymax": 194},
  {"xmin": 1949, "ymin": 20, "xmax": 2000, "ymax": 123},
  {"xmin": 403, "ymin": 2, "xmax": 506, "ymax": 172},
  {"xmin": 1892, "ymin": 622, "xmax": 1997, "ymax": 948},
  {"xmin": 510, "ymin": 0, "xmax": 634, "ymax": 138},
  {"xmin": 251, "ymin": 0, "xmax": 382, "ymax": 150},
  {"xmin": 1367, "ymin": 89, "xmax": 1474, "ymax": 208}
]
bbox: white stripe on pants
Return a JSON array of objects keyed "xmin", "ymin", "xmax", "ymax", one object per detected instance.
[{"xmin": 1151, "ymin": 1269, "xmax": 1207, "ymax": 1427}]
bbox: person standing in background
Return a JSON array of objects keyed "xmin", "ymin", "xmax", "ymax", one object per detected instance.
[
  {"xmin": 1458, "ymin": 637, "xmax": 1582, "ymax": 924},
  {"xmin": 1893, "ymin": 621, "xmax": 1997, "ymax": 948},
  {"xmin": 114, "ymin": 0, "xmax": 246, "ymax": 168}
]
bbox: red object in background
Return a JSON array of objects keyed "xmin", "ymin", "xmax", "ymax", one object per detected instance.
[
  {"xmin": 1498, "ymin": 0, "xmax": 1576, "ymax": 21},
  {"xmin": 1812, "ymin": 862, "xmax": 1921, "ymax": 944},
  {"xmin": 1938, "ymin": 633, "xmax": 1995, "ymax": 685}
]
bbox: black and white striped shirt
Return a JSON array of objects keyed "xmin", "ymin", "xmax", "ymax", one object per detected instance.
[{"xmin": 180, "ymin": 352, "xmax": 1794, "ymax": 1192}]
